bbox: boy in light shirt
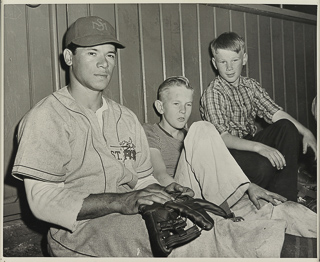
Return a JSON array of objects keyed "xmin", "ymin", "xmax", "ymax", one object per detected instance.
[{"xmin": 143, "ymin": 76, "xmax": 316, "ymax": 257}]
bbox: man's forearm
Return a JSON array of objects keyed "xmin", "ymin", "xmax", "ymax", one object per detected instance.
[
  {"xmin": 77, "ymin": 192, "xmax": 129, "ymax": 220},
  {"xmin": 24, "ymin": 178, "xmax": 130, "ymax": 225}
]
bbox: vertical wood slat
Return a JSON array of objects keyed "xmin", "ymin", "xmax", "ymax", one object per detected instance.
[
  {"xmin": 159, "ymin": 4, "xmax": 166, "ymax": 80},
  {"xmin": 283, "ymin": 20, "xmax": 297, "ymax": 118},
  {"xmin": 213, "ymin": 7, "xmax": 217, "ymax": 38},
  {"xmin": 49, "ymin": 5, "xmax": 60, "ymax": 92},
  {"xmin": 257, "ymin": 16, "xmax": 262, "ymax": 87},
  {"xmin": 181, "ymin": 4, "xmax": 201, "ymax": 123},
  {"xmin": 246, "ymin": 13, "xmax": 260, "ymax": 82},
  {"xmin": 140, "ymin": 4, "xmax": 163, "ymax": 124},
  {"xmin": 292, "ymin": 23, "xmax": 299, "ymax": 120},
  {"xmin": 302, "ymin": 25, "xmax": 309, "ymax": 129},
  {"xmin": 295, "ymin": 22, "xmax": 308, "ymax": 125},
  {"xmin": 162, "ymin": 4, "xmax": 182, "ymax": 77},
  {"xmin": 259, "ymin": 15, "xmax": 273, "ymax": 97},
  {"xmin": 229, "ymin": 10, "xmax": 232, "ymax": 31},
  {"xmin": 199, "ymin": 5, "xmax": 215, "ymax": 91},
  {"xmin": 270, "ymin": 18, "xmax": 275, "ymax": 101},
  {"xmin": 281, "ymin": 20, "xmax": 288, "ymax": 112},
  {"xmin": 138, "ymin": 4, "xmax": 147, "ymax": 123},
  {"xmin": 196, "ymin": 4, "xmax": 203, "ymax": 95},
  {"xmin": 25, "ymin": 6, "xmax": 34, "ymax": 107},
  {"xmin": 117, "ymin": 4, "xmax": 143, "ymax": 122},
  {"xmin": 56, "ymin": 4, "xmax": 68, "ymax": 88},
  {"xmin": 244, "ymin": 13, "xmax": 249, "ymax": 77},
  {"xmin": 179, "ymin": 4, "xmax": 185, "ymax": 77},
  {"xmin": 271, "ymin": 18, "xmax": 286, "ymax": 108}
]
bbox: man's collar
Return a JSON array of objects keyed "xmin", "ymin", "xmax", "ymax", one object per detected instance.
[{"xmin": 53, "ymin": 86, "xmax": 109, "ymax": 114}]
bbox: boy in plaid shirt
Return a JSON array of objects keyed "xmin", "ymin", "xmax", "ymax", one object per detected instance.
[{"xmin": 200, "ymin": 32, "xmax": 316, "ymax": 202}]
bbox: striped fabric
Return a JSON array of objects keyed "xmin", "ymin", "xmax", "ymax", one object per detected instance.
[{"xmin": 281, "ymin": 234, "xmax": 317, "ymax": 258}]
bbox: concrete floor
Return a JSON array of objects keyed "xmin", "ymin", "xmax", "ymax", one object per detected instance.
[{"xmin": 3, "ymin": 218, "xmax": 49, "ymax": 257}]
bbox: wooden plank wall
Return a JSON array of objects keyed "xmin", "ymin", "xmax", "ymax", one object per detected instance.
[{"xmin": 3, "ymin": 3, "xmax": 317, "ymax": 219}]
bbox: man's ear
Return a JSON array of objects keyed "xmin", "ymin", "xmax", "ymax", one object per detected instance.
[
  {"xmin": 154, "ymin": 100, "xmax": 164, "ymax": 115},
  {"xmin": 211, "ymin": 57, "xmax": 217, "ymax": 70},
  {"xmin": 242, "ymin": 52, "xmax": 248, "ymax": 66},
  {"xmin": 63, "ymin": 49, "xmax": 73, "ymax": 66}
]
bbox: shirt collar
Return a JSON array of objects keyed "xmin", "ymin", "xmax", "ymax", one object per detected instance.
[
  {"xmin": 53, "ymin": 86, "xmax": 109, "ymax": 113},
  {"xmin": 217, "ymin": 75, "xmax": 245, "ymax": 89}
]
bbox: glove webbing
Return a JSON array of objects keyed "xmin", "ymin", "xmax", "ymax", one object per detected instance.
[{"xmin": 165, "ymin": 225, "xmax": 201, "ymax": 249}]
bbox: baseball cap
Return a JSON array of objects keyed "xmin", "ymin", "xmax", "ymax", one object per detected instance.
[{"xmin": 65, "ymin": 16, "xmax": 125, "ymax": 49}]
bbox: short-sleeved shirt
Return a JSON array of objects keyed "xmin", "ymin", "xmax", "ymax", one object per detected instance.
[
  {"xmin": 12, "ymin": 86, "xmax": 154, "ymax": 193},
  {"xmin": 143, "ymin": 123, "xmax": 187, "ymax": 177},
  {"xmin": 12, "ymin": 86, "xmax": 156, "ymax": 255},
  {"xmin": 200, "ymin": 75, "xmax": 282, "ymax": 138}
]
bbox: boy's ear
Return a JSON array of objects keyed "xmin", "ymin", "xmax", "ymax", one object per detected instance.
[
  {"xmin": 242, "ymin": 52, "xmax": 248, "ymax": 66},
  {"xmin": 211, "ymin": 57, "xmax": 218, "ymax": 70},
  {"xmin": 63, "ymin": 49, "xmax": 73, "ymax": 66},
  {"xmin": 154, "ymin": 100, "xmax": 164, "ymax": 115}
]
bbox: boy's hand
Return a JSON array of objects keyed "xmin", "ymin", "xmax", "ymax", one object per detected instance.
[
  {"xmin": 302, "ymin": 129, "xmax": 317, "ymax": 160},
  {"xmin": 254, "ymin": 143, "xmax": 286, "ymax": 170},
  {"xmin": 247, "ymin": 183, "xmax": 287, "ymax": 210},
  {"xmin": 165, "ymin": 182, "xmax": 195, "ymax": 197}
]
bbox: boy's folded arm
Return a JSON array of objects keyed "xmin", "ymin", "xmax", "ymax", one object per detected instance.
[
  {"xmin": 272, "ymin": 110, "xmax": 317, "ymax": 157},
  {"xmin": 221, "ymin": 131, "xmax": 261, "ymax": 152},
  {"xmin": 149, "ymin": 148, "xmax": 176, "ymax": 186},
  {"xmin": 221, "ymin": 132, "xmax": 286, "ymax": 169}
]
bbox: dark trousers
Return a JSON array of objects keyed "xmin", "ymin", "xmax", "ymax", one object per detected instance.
[{"xmin": 229, "ymin": 119, "xmax": 300, "ymax": 202}]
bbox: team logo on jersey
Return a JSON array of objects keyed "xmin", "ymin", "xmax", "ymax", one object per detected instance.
[{"xmin": 111, "ymin": 137, "xmax": 136, "ymax": 162}]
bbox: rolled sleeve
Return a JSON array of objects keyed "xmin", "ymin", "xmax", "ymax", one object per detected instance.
[
  {"xmin": 252, "ymin": 80, "xmax": 282, "ymax": 124},
  {"xmin": 24, "ymin": 178, "xmax": 89, "ymax": 232}
]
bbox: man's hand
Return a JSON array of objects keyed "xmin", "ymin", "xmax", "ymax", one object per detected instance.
[
  {"xmin": 120, "ymin": 183, "xmax": 194, "ymax": 215},
  {"xmin": 302, "ymin": 129, "xmax": 317, "ymax": 160},
  {"xmin": 165, "ymin": 182, "xmax": 194, "ymax": 197},
  {"xmin": 120, "ymin": 183, "xmax": 173, "ymax": 215},
  {"xmin": 247, "ymin": 183, "xmax": 287, "ymax": 209},
  {"xmin": 254, "ymin": 143, "xmax": 286, "ymax": 170}
]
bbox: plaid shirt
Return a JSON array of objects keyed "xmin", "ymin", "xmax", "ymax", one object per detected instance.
[{"xmin": 200, "ymin": 75, "xmax": 282, "ymax": 138}]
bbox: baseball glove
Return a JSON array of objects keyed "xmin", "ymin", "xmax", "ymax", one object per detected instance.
[{"xmin": 139, "ymin": 193, "xmax": 243, "ymax": 257}]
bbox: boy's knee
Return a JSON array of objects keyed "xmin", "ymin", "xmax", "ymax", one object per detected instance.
[
  {"xmin": 189, "ymin": 121, "xmax": 219, "ymax": 137},
  {"xmin": 275, "ymin": 119, "xmax": 298, "ymax": 134},
  {"xmin": 274, "ymin": 119, "xmax": 300, "ymax": 144}
]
